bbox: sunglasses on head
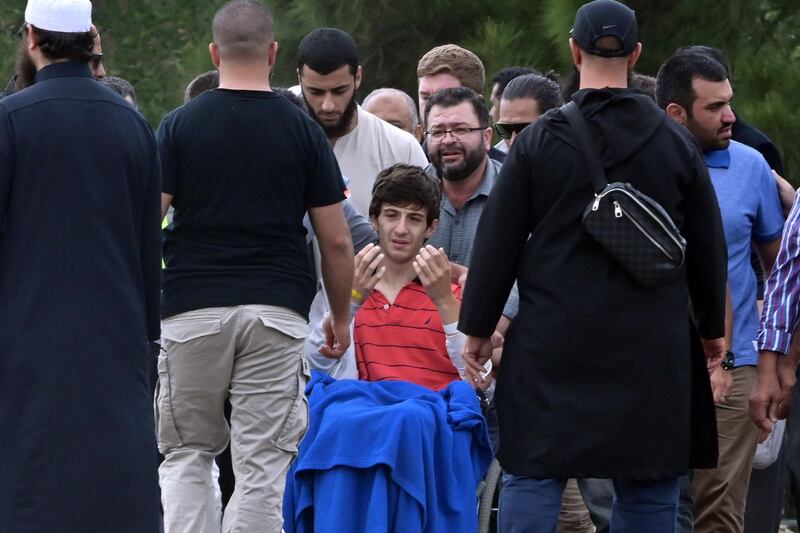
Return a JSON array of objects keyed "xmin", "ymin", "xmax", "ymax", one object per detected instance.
[{"xmin": 494, "ymin": 122, "xmax": 531, "ymax": 140}]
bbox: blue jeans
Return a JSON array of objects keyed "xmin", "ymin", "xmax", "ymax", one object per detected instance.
[
  {"xmin": 676, "ymin": 473, "xmax": 693, "ymax": 533},
  {"xmin": 577, "ymin": 478, "xmax": 614, "ymax": 532},
  {"xmin": 499, "ymin": 475, "xmax": 680, "ymax": 533}
]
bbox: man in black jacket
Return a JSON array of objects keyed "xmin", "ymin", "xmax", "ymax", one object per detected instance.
[{"xmin": 458, "ymin": 1, "xmax": 728, "ymax": 531}]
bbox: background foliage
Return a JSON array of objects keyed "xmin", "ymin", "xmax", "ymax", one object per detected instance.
[{"xmin": 1, "ymin": 0, "xmax": 798, "ymax": 177}]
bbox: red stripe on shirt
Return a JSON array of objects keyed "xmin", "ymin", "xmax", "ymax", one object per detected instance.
[{"xmin": 355, "ymin": 280, "xmax": 461, "ymax": 391}]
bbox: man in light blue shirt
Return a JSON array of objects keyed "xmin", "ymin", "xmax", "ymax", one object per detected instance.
[{"xmin": 658, "ymin": 50, "xmax": 783, "ymax": 533}]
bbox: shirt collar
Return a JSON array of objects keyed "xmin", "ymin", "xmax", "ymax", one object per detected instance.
[
  {"xmin": 471, "ymin": 158, "xmax": 501, "ymax": 200},
  {"xmin": 704, "ymin": 148, "xmax": 731, "ymax": 169},
  {"xmin": 34, "ymin": 62, "xmax": 94, "ymax": 84}
]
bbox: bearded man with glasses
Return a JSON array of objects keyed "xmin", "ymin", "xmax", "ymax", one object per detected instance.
[{"xmin": 423, "ymin": 87, "xmax": 520, "ymax": 451}]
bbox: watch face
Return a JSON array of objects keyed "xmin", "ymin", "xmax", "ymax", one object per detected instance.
[{"xmin": 722, "ymin": 351, "xmax": 735, "ymax": 370}]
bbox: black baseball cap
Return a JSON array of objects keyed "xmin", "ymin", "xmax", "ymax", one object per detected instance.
[{"xmin": 570, "ymin": 0, "xmax": 638, "ymax": 58}]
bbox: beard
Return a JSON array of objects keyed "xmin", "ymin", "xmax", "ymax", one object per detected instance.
[
  {"xmin": 15, "ymin": 39, "xmax": 36, "ymax": 91},
  {"xmin": 688, "ymin": 119, "xmax": 732, "ymax": 152},
  {"xmin": 431, "ymin": 143, "xmax": 486, "ymax": 182},
  {"xmin": 306, "ymin": 93, "xmax": 358, "ymax": 139}
]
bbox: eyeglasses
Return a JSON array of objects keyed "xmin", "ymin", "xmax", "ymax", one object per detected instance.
[
  {"xmin": 494, "ymin": 122, "xmax": 531, "ymax": 140},
  {"xmin": 90, "ymin": 53, "xmax": 103, "ymax": 70},
  {"xmin": 425, "ymin": 127, "xmax": 485, "ymax": 142}
]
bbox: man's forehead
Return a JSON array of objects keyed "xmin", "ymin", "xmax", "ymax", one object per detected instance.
[
  {"xmin": 418, "ymin": 71, "xmax": 461, "ymax": 92},
  {"xmin": 300, "ymin": 64, "xmax": 354, "ymax": 86},
  {"xmin": 381, "ymin": 202, "xmax": 427, "ymax": 216},
  {"xmin": 367, "ymin": 92, "xmax": 405, "ymax": 112},
  {"xmin": 428, "ymin": 101, "xmax": 477, "ymax": 124},
  {"xmin": 499, "ymin": 98, "xmax": 539, "ymax": 122},
  {"xmin": 691, "ymin": 76, "xmax": 732, "ymax": 103}
]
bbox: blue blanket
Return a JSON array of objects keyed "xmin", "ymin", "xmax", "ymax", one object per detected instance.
[{"xmin": 283, "ymin": 372, "xmax": 493, "ymax": 533}]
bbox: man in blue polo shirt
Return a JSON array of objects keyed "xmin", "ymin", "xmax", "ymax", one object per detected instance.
[
  {"xmin": 657, "ymin": 51, "xmax": 784, "ymax": 533},
  {"xmin": 0, "ymin": 0, "xmax": 162, "ymax": 530}
]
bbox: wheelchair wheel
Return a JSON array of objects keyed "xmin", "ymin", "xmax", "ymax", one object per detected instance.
[{"xmin": 478, "ymin": 458, "xmax": 503, "ymax": 533}]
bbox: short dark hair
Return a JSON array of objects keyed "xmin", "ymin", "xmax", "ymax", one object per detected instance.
[
  {"xmin": 212, "ymin": 0, "xmax": 274, "ymax": 61},
  {"xmin": 31, "ymin": 26, "xmax": 94, "ymax": 63},
  {"xmin": 99, "ymin": 76, "xmax": 137, "ymax": 105},
  {"xmin": 273, "ymin": 87, "xmax": 308, "ymax": 113},
  {"xmin": 502, "ymin": 73, "xmax": 562, "ymax": 114},
  {"xmin": 677, "ymin": 45, "xmax": 729, "ymax": 76},
  {"xmin": 297, "ymin": 28, "xmax": 358, "ymax": 76},
  {"xmin": 369, "ymin": 164, "xmax": 441, "ymax": 226},
  {"xmin": 185, "ymin": 70, "xmax": 219, "ymax": 102},
  {"xmin": 424, "ymin": 87, "xmax": 490, "ymax": 130},
  {"xmin": 491, "ymin": 66, "xmax": 537, "ymax": 97},
  {"xmin": 655, "ymin": 52, "xmax": 728, "ymax": 115}
]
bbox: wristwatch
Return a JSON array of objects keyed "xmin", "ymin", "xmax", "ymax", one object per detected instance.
[{"xmin": 721, "ymin": 350, "xmax": 736, "ymax": 371}]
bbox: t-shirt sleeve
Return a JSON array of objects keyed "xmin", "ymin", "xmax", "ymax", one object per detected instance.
[
  {"xmin": 155, "ymin": 111, "xmax": 179, "ymax": 195},
  {"xmin": 753, "ymin": 156, "xmax": 785, "ymax": 243},
  {"xmin": 305, "ymin": 124, "xmax": 346, "ymax": 208},
  {"xmin": 407, "ymin": 137, "xmax": 429, "ymax": 168}
]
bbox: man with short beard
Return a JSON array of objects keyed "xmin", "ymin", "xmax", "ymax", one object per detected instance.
[
  {"xmin": 657, "ymin": 50, "xmax": 784, "ymax": 533},
  {"xmin": 423, "ymin": 87, "xmax": 518, "ymax": 363},
  {"xmin": 296, "ymin": 27, "xmax": 428, "ymax": 216}
]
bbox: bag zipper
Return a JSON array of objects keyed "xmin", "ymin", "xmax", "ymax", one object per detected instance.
[
  {"xmin": 592, "ymin": 188, "xmax": 685, "ymax": 264},
  {"xmin": 615, "ymin": 201, "xmax": 675, "ymax": 261}
]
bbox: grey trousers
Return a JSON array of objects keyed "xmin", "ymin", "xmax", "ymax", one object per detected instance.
[{"xmin": 156, "ymin": 305, "xmax": 310, "ymax": 533}]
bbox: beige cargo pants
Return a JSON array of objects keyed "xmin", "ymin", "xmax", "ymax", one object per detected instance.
[{"xmin": 156, "ymin": 305, "xmax": 310, "ymax": 533}]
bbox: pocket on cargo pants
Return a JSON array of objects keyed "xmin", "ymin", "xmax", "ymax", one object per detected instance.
[
  {"xmin": 155, "ymin": 311, "xmax": 224, "ymax": 453},
  {"xmin": 154, "ymin": 351, "xmax": 183, "ymax": 452},
  {"xmin": 274, "ymin": 356, "xmax": 311, "ymax": 455}
]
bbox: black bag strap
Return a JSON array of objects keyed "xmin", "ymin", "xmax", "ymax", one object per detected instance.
[{"xmin": 562, "ymin": 101, "xmax": 608, "ymax": 194}]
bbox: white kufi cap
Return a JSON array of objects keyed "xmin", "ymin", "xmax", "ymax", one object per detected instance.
[{"xmin": 25, "ymin": 0, "xmax": 92, "ymax": 33}]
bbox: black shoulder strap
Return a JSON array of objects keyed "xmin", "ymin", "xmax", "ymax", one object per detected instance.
[{"xmin": 562, "ymin": 101, "xmax": 607, "ymax": 194}]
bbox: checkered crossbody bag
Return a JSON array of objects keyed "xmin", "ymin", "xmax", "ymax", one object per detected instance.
[{"xmin": 562, "ymin": 101, "xmax": 687, "ymax": 287}]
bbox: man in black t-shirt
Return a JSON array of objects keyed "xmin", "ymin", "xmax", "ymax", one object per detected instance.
[{"xmin": 156, "ymin": 2, "xmax": 354, "ymax": 532}]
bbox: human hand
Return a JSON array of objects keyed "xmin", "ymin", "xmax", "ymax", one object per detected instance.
[
  {"xmin": 776, "ymin": 353, "xmax": 799, "ymax": 419},
  {"xmin": 319, "ymin": 313, "xmax": 351, "ymax": 359},
  {"xmin": 463, "ymin": 335, "xmax": 494, "ymax": 387},
  {"xmin": 750, "ymin": 351, "xmax": 783, "ymax": 442},
  {"xmin": 352, "ymin": 243, "xmax": 385, "ymax": 303},
  {"xmin": 490, "ymin": 330, "xmax": 504, "ymax": 368},
  {"xmin": 773, "ymin": 170, "xmax": 797, "ymax": 215},
  {"xmin": 700, "ymin": 337, "xmax": 726, "ymax": 373},
  {"xmin": 449, "ymin": 262, "xmax": 468, "ymax": 287},
  {"xmin": 710, "ymin": 366, "xmax": 733, "ymax": 404},
  {"xmin": 413, "ymin": 245, "xmax": 453, "ymax": 304}
]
